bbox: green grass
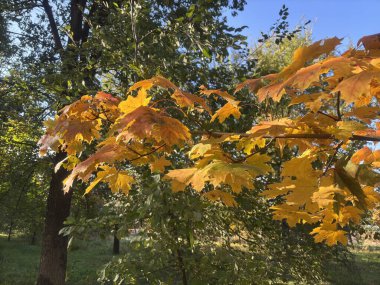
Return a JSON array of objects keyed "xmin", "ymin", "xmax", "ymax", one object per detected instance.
[
  {"xmin": 326, "ymin": 247, "xmax": 380, "ymax": 285},
  {"xmin": 0, "ymin": 234, "xmax": 114, "ymax": 285},
  {"xmin": 0, "ymin": 234, "xmax": 41, "ymax": 285},
  {"xmin": 1, "ymin": 234, "xmax": 379, "ymax": 285}
]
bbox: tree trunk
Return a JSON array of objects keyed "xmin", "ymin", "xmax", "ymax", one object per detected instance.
[
  {"xmin": 31, "ymin": 230, "xmax": 37, "ymax": 245},
  {"xmin": 177, "ymin": 248, "xmax": 188, "ymax": 285},
  {"xmin": 113, "ymin": 224, "xmax": 120, "ymax": 255},
  {"xmin": 7, "ymin": 220, "xmax": 13, "ymax": 241},
  {"xmin": 37, "ymin": 152, "xmax": 72, "ymax": 285}
]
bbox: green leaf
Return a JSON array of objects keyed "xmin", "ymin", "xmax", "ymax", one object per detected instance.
[{"xmin": 202, "ymin": 48, "xmax": 211, "ymax": 58}]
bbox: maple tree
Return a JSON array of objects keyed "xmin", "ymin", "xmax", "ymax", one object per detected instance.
[
  {"xmin": 39, "ymin": 33, "xmax": 380, "ymax": 247},
  {"xmin": 3, "ymin": 1, "xmax": 252, "ymax": 283}
]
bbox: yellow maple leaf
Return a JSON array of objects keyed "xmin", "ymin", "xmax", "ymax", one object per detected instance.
[
  {"xmin": 270, "ymin": 204, "xmax": 320, "ymax": 227},
  {"xmin": 279, "ymin": 37, "xmax": 342, "ymax": 79},
  {"xmin": 115, "ymin": 106, "xmax": 191, "ymax": 146},
  {"xmin": 237, "ymin": 138, "xmax": 266, "ymax": 154},
  {"xmin": 210, "ymin": 101, "xmax": 241, "ymax": 123},
  {"xmin": 85, "ymin": 166, "xmax": 135, "ymax": 194},
  {"xmin": 164, "ymin": 168, "xmax": 197, "ymax": 192},
  {"xmin": 203, "ymin": 189, "xmax": 237, "ymax": 207},
  {"xmin": 256, "ymin": 81, "xmax": 286, "ymax": 102},
  {"xmin": 171, "ymin": 89, "xmax": 211, "ymax": 113},
  {"xmin": 150, "ymin": 156, "xmax": 171, "ymax": 173},
  {"xmin": 119, "ymin": 88, "xmax": 151, "ymax": 115},
  {"xmin": 312, "ymin": 176, "xmax": 345, "ymax": 208},
  {"xmin": 338, "ymin": 206, "xmax": 363, "ymax": 225},
  {"xmin": 165, "ymin": 159, "xmax": 268, "ymax": 194},
  {"xmin": 351, "ymin": 146, "xmax": 373, "ymax": 164},
  {"xmin": 63, "ymin": 137, "xmax": 131, "ymax": 192},
  {"xmin": 344, "ymin": 106, "xmax": 380, "ymax": 124},
  {"xmin": 128, "ymin": 76, "xmax": 177, "ymax": 92},
  {"xmin": 189, "ymin": 143, "xmax": 212, "ymax": 159},
  {"xmin": 333, "ymin": 71, "xmax": 380, "ymax": 107},
  {"xmin": 363, "ymin": 186, "xmax": 380, "ymax": 207},
  {"xmin": 310, "ymin": 224, "xmax": 347, "ymax": 246},
  {"xmin": 245, "ymin": 153, "xmax": 272, "ymax": 174}
]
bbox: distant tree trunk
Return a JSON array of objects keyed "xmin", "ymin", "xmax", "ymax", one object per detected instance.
[
  {"xmin": 31, "ymin": 230, "xmax": 37, "ymax": 245},
  {"xmin": 7, "ymin": 221, "xmax": 13, "ymax": 241},
  {"xmin": 37, "ymin": 152, "xmax": 72, "ymax": 285},
  {"xmin": 113, "ymin": 224, "xmax": 120, "ymax": 255},
  {"xmin": 177, "ymin": 248, "xmax": 188, "ymax": 285}
]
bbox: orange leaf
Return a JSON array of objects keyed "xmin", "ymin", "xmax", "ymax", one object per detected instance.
[
  {"xmin": 279, "ymin": 37, "xmax": 342, "ymax": 79},
  {"xmin": 333, "ymin": 71, "xmax": 380, "ymax": 107},
  {"xmin": 351, "ymin": 147, "xmax": 373, "ymax": 164},
  {"xmin": 150, "ymin": 156, "xmax": 171, "ymax": 173},
  {"xmin": 210, "ymin": 101, "xmax": 241, "ymax": 123},
  {"xmin": 357, "ymin": 33, "xmax": 380, "ymax": 50}
]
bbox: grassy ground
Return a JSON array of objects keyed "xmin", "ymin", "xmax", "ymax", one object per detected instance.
[
  {"xmin": 1, "ymin": 234, "xmax": 379, "ymax": 284},
  {"xmin": 0, "ymin": 234, "xmax": 113, "ymax": 285},
  {"xmin": 325, "ymin": 247, "xmax": 380, "ymax": 285}
]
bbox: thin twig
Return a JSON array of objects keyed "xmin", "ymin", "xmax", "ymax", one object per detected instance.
[
  {"xmin": 317, "ymin": 111, "xmax": 339, "ymax": 121},
  {"xmin": 323, "ymin": 141, "xmax": 343, "ymax": 175},
  {"xmin": 336, "ymin": 91, "xmax": 342, "ymax": 120},
  {"xmin": 233, "ymin": 139, "xmax": 274, "ymax": 163},
  {"xmin": 129, "ymin": 144, "xmax": 166, "ymax": 162}
]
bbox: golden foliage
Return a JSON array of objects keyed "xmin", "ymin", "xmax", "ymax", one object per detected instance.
[{"xmin": 39, "ymin": 33, "xmax": 380, "ymax": 246}]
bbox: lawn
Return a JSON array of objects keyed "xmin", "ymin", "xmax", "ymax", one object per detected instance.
[
  {"xmin": 1, "ymin": 234, "xmax": 379, "ymax": 284},
  {"xmin": 0, "ymin": 234, "xmax": 114, "ymax": 285},
  {"xmin": 326, "ymin": 247, "xmax": 380, "ymax": 285}
]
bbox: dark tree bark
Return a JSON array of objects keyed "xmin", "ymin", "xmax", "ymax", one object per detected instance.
[
  {"xmin": 37, "ymin": 152, "xmax": 72, "ymax": 285},
  {"xmin": 177, "ymin": 248, "xmax": 188, "ymax": 285},
  {"xmin": 37, "ymin": 1, "xmax": 94, "ymax": 283},
  {"xmin": 113, "ymin": 224, "xmax": 120, "ymax": 255}
]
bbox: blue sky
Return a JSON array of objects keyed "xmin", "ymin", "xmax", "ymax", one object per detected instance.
[{"xmin": 227, "ymin": 0, "xmax": 380, "ymax": 46}]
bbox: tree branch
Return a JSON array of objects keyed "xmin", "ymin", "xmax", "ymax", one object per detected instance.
[
  {"xmin": 336, "ymin": 91, "xmax": 342, "ymax": 120},
  {"xmin": 42, "ymin": 0, "xmax": 63, "ymax": 51},
  {"xmin": 193, "ymin": 131, "xmax": 380, "ymax": 142},
  {"xmin": 69, "ymin": 0, "xmax": 87, "ymax": 46},
  {"xmin": 317, "ymin": 111, "xmax": 339, "ymax": 121},
  {"xmin": 323, "ymin": 141, "xmax": 344, "ymax": 175},
  {"xmin": 81, "ymin": 1, "xmax": 98, "ymax": 44},
  {"xmin": 129, "ymin": 144, "xmax": 166, "ymax": 162}
]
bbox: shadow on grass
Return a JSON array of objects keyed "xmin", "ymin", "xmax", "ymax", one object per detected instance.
[{"xmin": 1, "ymin": 234, "xmax": 379, "ymax": 285}]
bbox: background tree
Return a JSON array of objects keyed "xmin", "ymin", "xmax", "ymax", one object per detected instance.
[
  {"xmin": 2, "ymin": 1, "xmax": 249, "ymax": 284},
  {"xmin": 40, "ymin": 32, "xmax": 380, "ymax": 284},
  {"xmin": 57, "ymin": 28, "xmax": 354, "ymax": 285}
]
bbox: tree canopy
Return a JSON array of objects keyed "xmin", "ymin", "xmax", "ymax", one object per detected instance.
[{"xmin": 40, "ymin": 33, "xmax": 380, "ymax": 247}]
